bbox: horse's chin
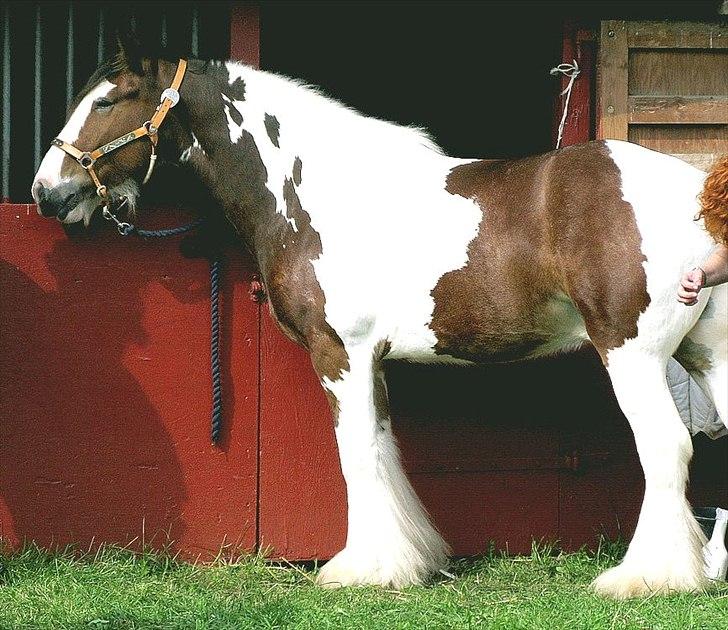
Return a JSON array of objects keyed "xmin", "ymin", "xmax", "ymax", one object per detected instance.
[
  {"xmin": 61, "ymin": 197, "xmax": 100, "ymax": 226},
  {"xmin": 60, "ymin": 179, "xmax": 139, "ymax": 228}
]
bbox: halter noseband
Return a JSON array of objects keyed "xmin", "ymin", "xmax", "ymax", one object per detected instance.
[{"xmin": 52, "ymin": 59, "xmax": 188, "ymax": 231}]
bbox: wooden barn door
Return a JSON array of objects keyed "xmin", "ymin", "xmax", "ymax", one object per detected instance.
[{"xmin": 598, "ymin": 20, "xmax": 728, "ymax": 169}]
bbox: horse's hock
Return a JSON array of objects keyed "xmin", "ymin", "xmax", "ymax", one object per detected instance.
[{"xmin": 1, "ymin": 6, "xmax": 727, "ymax": 565}]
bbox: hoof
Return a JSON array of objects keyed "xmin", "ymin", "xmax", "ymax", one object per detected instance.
[
  {"xmin": 591, "ymin": 562, "xmax": 707, "ymax": 599},
  {"xmin": 316, "ymin": 546, "xmax": 445, "ymax": 589}
]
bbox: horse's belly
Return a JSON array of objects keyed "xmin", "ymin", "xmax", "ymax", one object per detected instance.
[{"xmin": 385, "ymin": 290, "xmax": 589, "ymax": 365}]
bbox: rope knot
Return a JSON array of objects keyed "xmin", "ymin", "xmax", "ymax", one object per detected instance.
[{"xmin": 550, "ymin": 59, "xmax": 581, "ymax": 149}]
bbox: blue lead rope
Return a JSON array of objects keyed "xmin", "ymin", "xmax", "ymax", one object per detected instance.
[{"xmin": 121, "ymin": 217, "xmax": 223, "ymax": 444}]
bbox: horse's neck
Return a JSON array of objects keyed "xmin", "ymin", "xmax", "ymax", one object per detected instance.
[
  {"xmin": 180, "ymin": 62, "xmax": 447, "ymax": 276},
  {"xmin": 180, "ymin": 65, "xmax": 282, "ymax": 264}
]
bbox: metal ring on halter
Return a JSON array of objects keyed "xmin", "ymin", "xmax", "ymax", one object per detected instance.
[
  {"xmin": 79, "ymin": 153, "xmax": 95, "ymax": 169},
  {"xmin": 101, "ymin": 198, "xmax": 132, "ymax": 235}
]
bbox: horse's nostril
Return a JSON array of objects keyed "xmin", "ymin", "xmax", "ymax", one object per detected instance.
[
  {"xmin": 37, "ymin": 187, "xmax": 80, "ymax": 219},
  {"xmin": 32, "ymin": 181, "xmax": 48, "ymax": 203}
]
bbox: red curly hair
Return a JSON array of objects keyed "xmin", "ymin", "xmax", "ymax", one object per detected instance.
[{"xmin": 699, "ymin": 154, "xmax": 728, "ymax": 245}]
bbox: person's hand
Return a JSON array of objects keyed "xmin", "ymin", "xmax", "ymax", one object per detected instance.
[{"xmin": 677, "ymin": 268, "xmax": 706, "ymax": 306}]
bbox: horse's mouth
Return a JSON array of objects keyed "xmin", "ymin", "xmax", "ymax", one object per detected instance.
[{"xmin": 57, "ymin": 179, "xmax": 139, "ymax": 228}]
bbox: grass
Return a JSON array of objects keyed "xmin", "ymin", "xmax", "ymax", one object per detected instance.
[{"xmin": 1, "ymin": 540, "xmax": 727, "ymax": 630}]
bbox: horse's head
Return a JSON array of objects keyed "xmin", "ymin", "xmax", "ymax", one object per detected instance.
[{"xmin": 31, "ymin": 36, "xmax": 189, "ymax": 226}]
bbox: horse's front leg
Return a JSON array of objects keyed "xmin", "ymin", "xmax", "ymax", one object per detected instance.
[{"xmin": 311, "ymin": 339, "xmax": 449, "ymax": 588}]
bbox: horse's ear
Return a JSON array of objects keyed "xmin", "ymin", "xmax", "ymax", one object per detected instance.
[{"xmin": 115, "ymin": 30, "xmax": 144, "ymax": 75}]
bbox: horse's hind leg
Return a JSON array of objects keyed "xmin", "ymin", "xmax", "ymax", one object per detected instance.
[
  {"xmin": 312, "ymin": 340, "xmax": 449, "ymax": 588},
  {"xmin": 592, "ymin": 343, "xmax": 708, "ymax": 599}
]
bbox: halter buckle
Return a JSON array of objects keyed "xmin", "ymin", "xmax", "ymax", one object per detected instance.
[{"xmin": 160, "ymin": 88, "xmax": 180, "ymax": 107}]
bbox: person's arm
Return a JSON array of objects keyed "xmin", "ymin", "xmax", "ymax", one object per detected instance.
[{"xmin": 677, "ymin": 244, "xmax": 728, "ymax": 305}]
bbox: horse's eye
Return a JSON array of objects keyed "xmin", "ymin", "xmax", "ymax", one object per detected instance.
[{"xmin": 93, "ymin": 98, "xmax": 114, "ymax": 111}]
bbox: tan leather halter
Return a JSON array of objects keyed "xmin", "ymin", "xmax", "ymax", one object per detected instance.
[{"xmin": 52, "ymin": 59, "xmax": 187, "ymax": 211}]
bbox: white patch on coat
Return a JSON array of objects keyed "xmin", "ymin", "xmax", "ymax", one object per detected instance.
[
  {"xmin": 179, "ymin": 132, "xmax": 206, "ymax": 163},
  {"xmin": 32, "ymin": 80, "xmax": 115, "ymax": 192},
  {"xmin": 590, "ymin": 141, "xmax": 718, "ymax": 598}
]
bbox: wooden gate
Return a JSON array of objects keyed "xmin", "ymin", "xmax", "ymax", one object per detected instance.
[{"xmin": 598, "ymin": 20, "xmax": 728, "ymax": 169}]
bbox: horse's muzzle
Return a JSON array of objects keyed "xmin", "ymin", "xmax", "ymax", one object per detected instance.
[{"xmin": 34, "ymin": 181, "xmax": 83, "ymax": 220}]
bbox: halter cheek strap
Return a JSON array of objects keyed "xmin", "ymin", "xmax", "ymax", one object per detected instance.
[{"xmin": 53, "ymin": 59, "xmax": 187, "ymax": 206}]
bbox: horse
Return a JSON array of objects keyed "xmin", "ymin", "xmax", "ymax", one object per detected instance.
[{"xmin": 31, "ymin": 41, "xmax": 727, "ymax": 599}]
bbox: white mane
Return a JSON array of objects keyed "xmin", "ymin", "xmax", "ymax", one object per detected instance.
[
  {"xmin": 216, "ymin": 61, "xmax": 457, "ymax": 235},
  {"xmin": 223, "ymin": 61, "xmax": 444, "ymax": 157}
]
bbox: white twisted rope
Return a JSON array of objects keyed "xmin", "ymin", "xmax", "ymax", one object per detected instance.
[{"xmin": 550, "ymin": 60, "xmax": 580, "ymax": 149}]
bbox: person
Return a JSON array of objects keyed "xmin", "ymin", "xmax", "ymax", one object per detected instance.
[{"xmin": 678, "ymin": 155, "xmax": 728, "ymax": 306}]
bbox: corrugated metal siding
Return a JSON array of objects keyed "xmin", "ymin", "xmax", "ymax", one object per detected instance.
[{"xmin": 1, "ymin": 1, "xmax": 231, "ymax": 202}]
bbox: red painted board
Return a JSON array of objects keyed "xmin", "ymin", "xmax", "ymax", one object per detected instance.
[
  {"xmin": 553, "ymin": 20, "xmax": 596, "ymax": 148},
  {"xmin": 0, "ymin": 204, "xmax": 259, "ymax": 560},
  {"xmin": 258, "ymin": 309, "xmax": 346, "ymax": 560},
  {"xmin": 230, "ymin": 3, "xmax": 260, "ymax": 68}
]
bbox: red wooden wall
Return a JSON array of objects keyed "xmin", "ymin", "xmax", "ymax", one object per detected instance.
[
  {"xmin": 0, "ymin": 205, "xmax": 259, "ymax": 559},
  {"xmin": 1, "ymin": 10, "xmax": 726, "ymax": 563}
]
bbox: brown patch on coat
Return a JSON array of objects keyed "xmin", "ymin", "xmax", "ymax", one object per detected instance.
[
  {"xmin": 264, "ymin": 177, "xmax": 349, "ymax": 384},
  {"xmin": 322, "ymin": 388, "xmax": 341, "ymax": 427},
  {"xmin": 224, "ymin": 77, "xmax": 246, "ymax": 101},
  {"xmin": 430, "ymin": 141, "xmax": 650, "ymax": 364},
  {"xmin": 264, "ymin": 113, "xmax": 280, "ymax": 148},
  {"xmin": 292, "ymin": 157, "xmax": 303, "ymax": 186}
]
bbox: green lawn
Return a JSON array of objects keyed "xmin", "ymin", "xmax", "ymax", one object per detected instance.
[{"xmin": 1, "ymin": 541, "xmax": 726, "ymax": 630}]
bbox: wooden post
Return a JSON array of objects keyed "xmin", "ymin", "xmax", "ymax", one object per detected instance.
[
  {"xmin": 229, "ymin": 3, "xmax": 260, "ymax": 68},
  {"xmin": 597, "ymin": 20, "xmax": 629, "ymax": 140}
]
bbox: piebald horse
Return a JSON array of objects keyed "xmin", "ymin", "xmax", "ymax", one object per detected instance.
[{"xmin": 32, "ymin": 43, "xmax": 727, "ymax": 599}]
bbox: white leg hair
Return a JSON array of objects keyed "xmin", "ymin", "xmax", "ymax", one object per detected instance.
[
  {"xmin": 317, "ymin": 345, "xmax": 449, "ymax": 588},
  {"xmin": 592, "ymin": 348, "xmax": 708, "ymax": 599}
]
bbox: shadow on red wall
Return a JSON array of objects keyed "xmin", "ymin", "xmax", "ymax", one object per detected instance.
[{"xmin": 1, "ymin": 207, "xmax": 259, "ymax": 557}]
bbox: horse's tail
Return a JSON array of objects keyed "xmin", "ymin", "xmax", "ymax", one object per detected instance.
[{"xmin": 698, "ymin": 154, "xmax": 728, "ymax": 245}]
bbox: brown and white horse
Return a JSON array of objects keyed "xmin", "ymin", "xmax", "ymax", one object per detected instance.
[{"xmin": 32, "ymin": 44, "xmax": 727, "ymax": 599}]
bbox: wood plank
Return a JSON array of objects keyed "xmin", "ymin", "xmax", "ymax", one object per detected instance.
[
  {"xmin": 597, "ymin": 21, "xmax": 628, "ymax": 140},
  {"xmin": 628, "ymin": 21, "xmax": 728, "ymax": 49},
  {"xmin": 628, "ymin": 124, "xmax": 727, "ymax": 170},
  {"xmin": 229, "ymin": 3, "xmax": 260, "ymax": 67},
  {"xmin": 629, "ymin": 96, "xmax": 728, "ymax": 124},
  {"xmin": 629, "ymin": 50, "xmax": 728, "ymax": 97}
]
